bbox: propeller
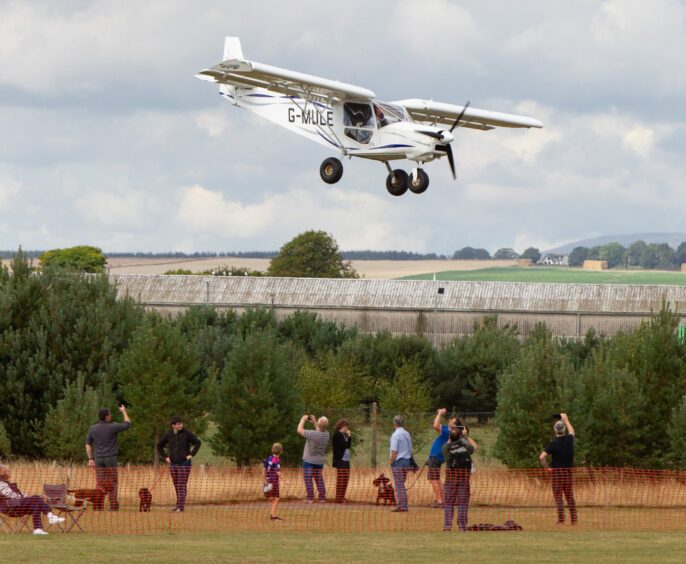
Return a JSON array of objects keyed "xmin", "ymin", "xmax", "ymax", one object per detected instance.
[
  {"xmin": 450, "ymin": 101, "xmax": 470, "ymax": 133},
  {"xmin": 418, "ymin": 101, "xmax": 470, "ymax": 180},
  {"xmin": 446, "ymin": 144, "xmax": 456, "ymax": 180}
]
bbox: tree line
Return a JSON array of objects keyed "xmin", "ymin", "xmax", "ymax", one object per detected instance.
[
  {"xmin": 568, "ymin": 241, "xmax": 686, "ymax": 269},
  {"xmin": 2, "ymin": 249, "xmax": 686, "ymax": 469}
]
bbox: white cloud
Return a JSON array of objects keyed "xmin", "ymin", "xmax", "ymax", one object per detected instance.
[
  {"xmin": 176, "ymin": 182, "xmax": 428, "ymax": 251},
  {"xmin": 74, "ymin": 189, "xmax": 152, "ymax": 228},
  {"xmin": 623, "ymin": 126, "xmax": 655, "ymax": 158},
  {"xmin": 194, "ymin": 111, "xmax": 231, "ymax": 138}
]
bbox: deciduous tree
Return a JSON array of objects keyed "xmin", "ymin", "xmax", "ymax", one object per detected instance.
[{"xmin": 268, "ymin": 230, "xmax": 358, "ymax": 278}]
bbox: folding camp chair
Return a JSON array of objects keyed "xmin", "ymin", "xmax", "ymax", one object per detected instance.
[
  {"xmin": 43, "ymin": 484, "xmax": 87, "ymax": 533},
  {"xmin": 0, "ymin": 508, "xmax": 32, "ymax": 533}
]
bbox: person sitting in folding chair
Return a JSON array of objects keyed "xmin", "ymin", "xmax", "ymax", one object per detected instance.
[{"xmin": 0, "ymin": 463, "xmax": 64, "ymax": 535}]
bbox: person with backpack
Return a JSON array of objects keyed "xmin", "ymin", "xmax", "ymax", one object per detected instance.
[{"xmin": 442, "ymin": 426, "xmax": 477, "ymax": 531}]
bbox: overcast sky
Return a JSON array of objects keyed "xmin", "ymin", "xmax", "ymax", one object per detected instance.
[{"xmin": 1, "ymin": 0, "xmax": 685, "ymax": 254}]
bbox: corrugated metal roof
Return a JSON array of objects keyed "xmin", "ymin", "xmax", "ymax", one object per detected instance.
[{"xmin": 109, "ymin": 275, "xmax": 686, "ymax": 314}]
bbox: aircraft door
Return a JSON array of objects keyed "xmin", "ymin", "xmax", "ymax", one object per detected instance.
[{"xmin": 343, "ymin": 102, "xmax": 375, "ymax": 144}]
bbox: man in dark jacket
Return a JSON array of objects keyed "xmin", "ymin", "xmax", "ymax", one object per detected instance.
[
  {"xmin": 157, "ymin": 416, "xmax": 202, "ymax": 512},
  {"xmin": 85, "ymin": 405, "xmax": 131, "ymax": 511},
  {"xmin": 539, "ymin": 413, "xmax": 577, "ymax": 525}
]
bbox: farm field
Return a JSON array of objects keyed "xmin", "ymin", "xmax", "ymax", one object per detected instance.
[
  {"xmin": 403, "ymin": 266, "xmax": 686, "ymax": 285},
  {"xmin": 103, "ymin": 258, "xmax": 517, "ymax": 279},
  {"xmin": 2, "ymin": 530, "xmax": 685, "ymax": 562}
]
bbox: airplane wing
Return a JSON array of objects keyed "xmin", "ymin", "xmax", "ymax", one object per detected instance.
[
  {"xmin": 196, "ymin": 59, "xmax": 375, "ymax": 103},
  {"xmin": 393, "ymin": 99, "xmax": 543, "ymax": 131}
]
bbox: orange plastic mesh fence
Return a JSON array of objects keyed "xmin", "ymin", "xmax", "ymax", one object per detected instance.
[{"xmin": 1, "ymin": 465, "xmax": 685, "ymax": 533}]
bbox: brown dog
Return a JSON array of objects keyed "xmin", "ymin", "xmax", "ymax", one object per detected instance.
[
  {"xmin": 373, "ymin": 473, "xmax": 396, "ymax": 506},
  {"xmin": 138, "ymin": 488, "xmax": 152, "ymax": 512},
  {"xmin": 68, "ymin": 484, "xmax": 108, "ymax": 511}
]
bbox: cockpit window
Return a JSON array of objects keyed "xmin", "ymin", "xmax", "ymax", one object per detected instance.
[
  {"xmin": 344, "ymin": 102, "xmax": 374, "ymax": 143},
  {"xmin": 374, "ymin": 102, "xmax": 409, "ymax": 128}
]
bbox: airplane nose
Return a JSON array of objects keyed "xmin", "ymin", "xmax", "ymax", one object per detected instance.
[{"xmin": 440, "ymin": 131, "xmax": 454, "ymax": 144}]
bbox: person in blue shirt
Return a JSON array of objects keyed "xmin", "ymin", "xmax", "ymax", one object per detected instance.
[
  {"xmin": 427, "ymin": 408, "xmax": 459, "ymax": 508},
  {"xmin": 389, "ymin": 415, "xmax": 413, "ymax": 512}
]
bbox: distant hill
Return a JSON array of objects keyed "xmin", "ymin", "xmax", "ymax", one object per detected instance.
[{"xmin": 545, "ymin": 233, "xmax": 686, "ymax": 255}]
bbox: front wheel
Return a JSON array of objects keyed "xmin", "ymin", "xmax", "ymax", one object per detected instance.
[
  {"xmin": 408, "ymin": 169, "xmax": 429, "ymax": 194},
  {"xmin": 320, "ymin": 157, "xmax": 343, "ymax": 184},
  {"xmin": 386, "ymin": 169, "xmax": 408, "ymax": 196}
]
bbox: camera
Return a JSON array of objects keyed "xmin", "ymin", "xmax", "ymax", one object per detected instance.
[{"xmin": 552, "ymin": 413, "xmax": 562, "ymax": 421}]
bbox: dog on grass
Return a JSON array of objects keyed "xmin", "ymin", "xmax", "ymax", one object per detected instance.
[
  {"xmin": 68, "ymin": 482, "xmax": 110, "ymax": 511},
  {"xmin": 138, "ymin": 487, "xmax": 152, "ymax": 512},
  {"xmin": 373, "ymin": 473, "xmax": 396, "ymax": 506}
]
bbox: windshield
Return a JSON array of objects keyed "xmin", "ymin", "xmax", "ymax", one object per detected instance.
[{"xmin": 374, "ymin": 102, "xmax": 410, "ymax": 128}]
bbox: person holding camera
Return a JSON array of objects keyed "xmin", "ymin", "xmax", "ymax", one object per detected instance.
[
  {"xmin": 539, "ymin": 413, "xmax": 577, "ymax": 525},
  {"xmin": 297, "ymin": 414, "xmax": 329, "ymax": 503},
  {"xmin": 442, "ymin": 425, "xmax": 477, "ymax": 531},
  {"xmin": 85, "ymin": 405, "xmax": 131, "ymax": 511},
  {"xmin": 427, "ymin": 408, "xmax": 459, "ymax": 508}
]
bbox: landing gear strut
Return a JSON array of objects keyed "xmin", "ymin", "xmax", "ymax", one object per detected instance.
[{"xmin": 320, "ymin": 157, "xmax": 343, "ymax": 184}]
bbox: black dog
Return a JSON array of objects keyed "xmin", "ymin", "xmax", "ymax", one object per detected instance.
[{"xmin": 138, "ymin": 488, "xmax": 152, "ymax": 512}]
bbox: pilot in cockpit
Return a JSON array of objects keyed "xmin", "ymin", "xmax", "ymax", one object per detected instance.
[{"xmin": 374, "ymin": 104, "xmax": 388, "ymax": 127}]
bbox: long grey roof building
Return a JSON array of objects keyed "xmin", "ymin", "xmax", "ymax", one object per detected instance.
[{"xmin": 110, "ymin": 275, "xmax": 686, "ymax": 344}]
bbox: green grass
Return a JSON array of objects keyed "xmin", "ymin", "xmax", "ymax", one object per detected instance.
[
  {"xmin": 3, "ymin": 531, "xmax": 685, "ymax": 562},
  {"xmin": 402, "ymin": 267, "xmax": 686, "ymax": 285}
]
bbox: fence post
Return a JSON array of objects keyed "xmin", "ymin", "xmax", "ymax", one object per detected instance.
[{"xmin": 371, "ymin": 402, "xmax": 378, "ymax": 469}]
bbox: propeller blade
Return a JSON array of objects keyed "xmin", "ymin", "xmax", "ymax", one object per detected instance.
[
  {"xmin": 446, "ymin": 144, "xmax": 456, "ymax": 180},
  {"xmin": 449, "ymin": 101, "xmax": 471, "ymax": 133},
  {"xmin": 417, "ymin": 130, "xmax": 443, "ymax": 140}
]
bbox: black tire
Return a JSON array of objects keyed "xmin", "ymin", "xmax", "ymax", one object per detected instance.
[
  {"xmin": 320, "ymin": 157, "xmax": 343, "ymax": 184},
  {"xmin": 386, "ymin": 169, "xmax": 408, "ymax": 196},
  {"xmin": 408, "ymin": 169, "xmax": 430, "ymax": 194}
]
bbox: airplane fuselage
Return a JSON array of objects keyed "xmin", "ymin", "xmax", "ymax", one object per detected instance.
[{"xmin": 223, "ymin": 86, "xmax": 443, "ymax": 163}]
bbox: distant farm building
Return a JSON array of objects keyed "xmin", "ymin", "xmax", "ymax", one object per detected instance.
[
  {"xmin": 539, "ymin": 253, "xmax": 569, "ymax": 266},
  {"xmin": 110, "ymin": 275, "xmax": 686, "ymax": 345},
  {"xmin": 584, "ymin": 260, "xmax": 609, "ymax": 271}
]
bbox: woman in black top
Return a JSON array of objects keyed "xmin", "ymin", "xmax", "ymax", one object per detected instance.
[{"xmin": 332, "ymin": 419, "xmax": 352, "ymax": 503}]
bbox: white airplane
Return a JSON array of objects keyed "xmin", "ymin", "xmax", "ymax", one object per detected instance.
[{"xmin": 196, "ymin": 37, "xmax": 543, "ymax": 196}]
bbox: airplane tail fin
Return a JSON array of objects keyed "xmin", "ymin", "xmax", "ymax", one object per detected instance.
[
  {"xmin": 220, "ymin": 37, "xmax": 245, "ymax": 99},
  {"xmin": 223, "ymin": 37, "xmax": 244, "ymax": 61}
]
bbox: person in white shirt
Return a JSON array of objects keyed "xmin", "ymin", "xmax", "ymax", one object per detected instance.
[{"xmin": 389, "ymin": 415, "xmax": 412, "ymax": 512}]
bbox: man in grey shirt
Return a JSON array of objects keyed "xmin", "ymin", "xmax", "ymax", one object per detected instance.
[
  {"xmin": 297, "ymin": 414, "xmax": 329, "ymax": 502},
  {"xmin": 85, "ymin": 405, "xmax": 131, "ymax": 511}
]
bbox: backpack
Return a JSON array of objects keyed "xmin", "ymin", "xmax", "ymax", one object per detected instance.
[{"xmin": 446, "ymin": 439, "xmax": 472, "ymax": 470}]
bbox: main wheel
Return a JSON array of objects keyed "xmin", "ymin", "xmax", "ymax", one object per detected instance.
[
  {"xmin": 320, "ymin": 157, "xmax": 343, "ymax": 184},
  {"xmin": 408, "ymin": 169, "xmax": 430, "ymax": 194},
  {"xmin": 386, "ymin": 169, "xmax": 408, "ymax": 196}
]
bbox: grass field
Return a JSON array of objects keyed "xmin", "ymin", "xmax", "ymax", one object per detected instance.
[
  {"xmin": 403, "ymin": 266, "xmax": 686, "ymax": 285},
  {"xmin": 2, "ymin": 530, "xmax": 686, "ymax": 562}
]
